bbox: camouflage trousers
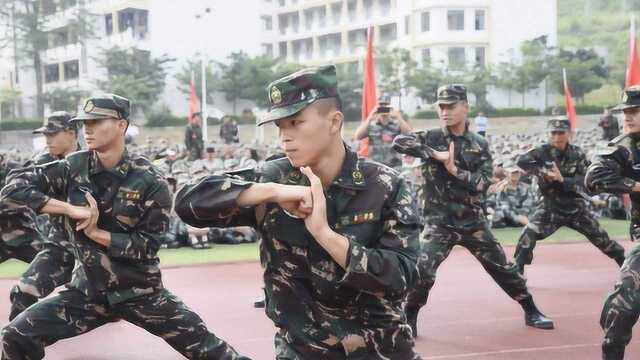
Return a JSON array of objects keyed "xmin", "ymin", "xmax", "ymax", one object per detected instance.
[
  {"xmin": 514, "ymin": 206, "xmax": 625, "ymax": 266},
  {"xmin": 9, "ymin": 242, "xmax": 75, "ymax": 318},
  {"xmin": 406, "ymin": 224, "xmax": 530, "ymax": 309},
  {"xmin": 1, "ymin": 288, "xmax": 250, "ymax": 360},
  {"xmin": 0, "ymin": 240, "xmax": 42, "ymax": 265},
  {"xmin": 600, "ymin": 242, "xmax": 640, "ymax": 360},
  {"xmin": 273, "ymin": 327, "xmax": 421, "ymax": 360}
]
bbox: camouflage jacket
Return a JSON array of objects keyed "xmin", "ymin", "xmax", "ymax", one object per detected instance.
[
  {"xmin": 399, "ymin": 127, "xmax": 493, "ymax": 230},
  {"xmin": 0, "ymin": 150, "xmax": 171, "ymax": 304},
  {"xmin": 495, "ymin": 183, "xmax": 534, "ymax": 217},
  {"xmin": 219, "ymin": 122, "xmax": 239, "ymax": 144},
  {"xmin": 517, "ymin": 143, "xmax": 589, "ymax": 213},
  {"xmin": 184, "ymin": 123, "xmax": 204, "ymax": 151},
  {"xmin": 586, "ymin": 133, "xmax": 640, "ymax": 239},
  {"xmin": 367, "ymin": 118, "xmax": 403, "ymax": 166},
  {"xmin": 174, "ymin": 146, "xmax": 420, "ymax": 354}
]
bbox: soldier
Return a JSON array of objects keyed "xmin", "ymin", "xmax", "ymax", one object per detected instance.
[
  {"xmin": 9, "ymin": 112, "xmax": 83, "ymax": 320},
  {"xmin": 513, "ymin": 116, "xmax": 625, "ymax": 274},
  {"xmin": 586, "ymin": 85, "xmax": 640, "ymax": 360},
  {"xmin": 491, "ymin": 165, "xmax": 532, "ymax": 228},
  {"xmin": 598, "ymin": 107, "xmax": 620, "ymax": 141},
  {"xmin": 175, "ymin": 65, "xmax": 422, "ymax": 359},
  {"xmin": 354, "ymin": 96, "xmax": 412, "ymax": 169},
  {"xmin": 219, "ymin": 115, "xmax": 240, "ymax": 144},
  {"xmin": 392, "ymin": 84, "xmax": 553, "ymax": 337},
  {"xmin": 185, "ymin": 112, "xmax": 204, "ymax": 161},
  {"xmin": 0, "ymin": 94, "xmax": 248, "ymax": 360}
]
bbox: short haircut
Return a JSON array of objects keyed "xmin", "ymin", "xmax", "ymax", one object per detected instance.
[{"xmin": 315, "ymin": 97, "xmax": 343, "ymax": 115}]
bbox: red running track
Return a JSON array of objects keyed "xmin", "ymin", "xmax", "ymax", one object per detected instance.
[{"xmin": 0, "ymin": 241, "xmax": 637, "ymax": 360}]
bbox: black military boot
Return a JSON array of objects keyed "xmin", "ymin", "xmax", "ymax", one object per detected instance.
[
  {"xmin": 253, "ymin": 298, "xmax": 265, "ymax": 308},
  {"xmin": 519, "ymin": 296, "xmax": 554, "ymax": 329},
  {"xmin": 602, "ymin": 343, "xmax": 625, "ymax": 360},
  {"xmin": 515, "ymin": 261, "xmax": 525, "ymax": 275},
  {"xmin": 405, "ymin": 306, "xmax": 420, "ymax": 337},
  {"xmin": 614, "ymin": 255, "xmax": 626, "ymax": 268},
  {"xmin": 9, "ymin": 287, "xmax": 38, "ymax": 321}
]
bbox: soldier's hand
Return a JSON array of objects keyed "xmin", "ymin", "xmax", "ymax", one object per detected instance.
[
  {"xmin": 273, "ymin": 184, "xmax": 313, "ymax": 219},
  {"xmin": 432, "ymin": 142, "xmax": 458, "ymax": 175},
  {"xmin": 65, "ymin": 204, "xmax": 91, "ymax": 221},
  {"xmin": 77, "ymin": 192, "xmax": 100, "ymax": 236},
  {"xmin": 300, "ymin": 166, "xmax": 329, "ymax": 238}
]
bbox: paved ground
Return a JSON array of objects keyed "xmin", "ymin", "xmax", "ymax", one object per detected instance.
[{"xmin": 0, "ymin": 240, "xmax": 637, "ymax": 359}]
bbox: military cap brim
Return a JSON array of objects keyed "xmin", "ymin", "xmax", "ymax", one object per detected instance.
[
  {"xmin": 32, "ymin": 126, "xmax": 59, "ymax": 134},
  {"xmin": 257, "ymin": 100, "xmax": 310, "ymax": 126},
  {"xmin": 612, "ymin": 103, "xmax": 640, "ymax": 112},
  {"xmin": 70, "ymin": 112, "xmax": 116, "ymax": 122}
]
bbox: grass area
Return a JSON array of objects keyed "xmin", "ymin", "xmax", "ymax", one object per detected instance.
[{"xmin": 0, "ymin": 220, "xmax": 629, "ymax": 279}]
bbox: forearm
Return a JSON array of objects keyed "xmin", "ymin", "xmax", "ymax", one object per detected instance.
[
  {"xmin": 40, "ymin": 198, "xmax": 69, "ymax": 215},
  {"xmin": 237, "ymin": 183, "xmax": 278, "ymax": 207},
  {"xmin": 354, "ymin": 121, "xmax": 370, "ymax": 140},
  {"xmin": 398, "ymin": 118, "xmax": 412, "ymax": 134},
  {"xmin": 312, "ymin": 227, "xmax": 349, "ymax": 269},
  {"xmin": 86, "ymin": 229, "xmax": 111, "ymax": 247}
]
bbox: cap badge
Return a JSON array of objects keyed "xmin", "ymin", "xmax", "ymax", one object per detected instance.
[{"xmin": 270, "ymin": 86, "xmax": 282, "ymax": 105}]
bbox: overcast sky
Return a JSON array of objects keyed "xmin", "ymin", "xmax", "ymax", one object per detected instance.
[{"xmin": 151, "ymin": 0, "xmax": 262, "ymax": 64}]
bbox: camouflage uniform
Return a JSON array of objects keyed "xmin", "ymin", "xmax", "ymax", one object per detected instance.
[
  {"xmin": 514, "ymin": 118, "xmax": 625, "ymax": 270},
  {"xmin": 492, "ymin": 183, "xmax": 533, "ymax": 228},
  {"xmin": 585, "ymin": 85, "xmax": 640, "ymax": 360},
  {"xmin": 366, "ymin": 118, "xmax": 403, "ymax": 169},
  {"xmin": 393, "ymin": 84, "xmax": 552, "ymax": 334},
  {"xmin": 0, "ymin": 204, "xmax": 43, "ymax": 265},
  {"xmin": 220, "ymin": 120, "xmax": 240, "ymax": 144},
  {"xmin": 0, "ymin": 95, "xmax": 247, "ymax": 360},
  {"xmin": 185, "ymin": 122, "xmax": 204, "ymax": 161},
  {"xmin": 175, "ymin": 65, "xmax": 422, "ymax": 359}
]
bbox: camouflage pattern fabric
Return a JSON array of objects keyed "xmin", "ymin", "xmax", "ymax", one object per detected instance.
[
  {"xmin": 367, "ymin": 119, "xmax": 403, "ymax": 168},
  {"xmin": 492, "ymin": 183, "xmax": 534, "ymax": 228},
  {"xmin": 586, "ymin": 133, "xmax": 640, "ymax": 359},
  {"xmin": 514, "ymin": 143, "xmax": 624, "ymax": 266},
  {"xmin": 175, "ymin": 145, "xmax": 422, "ymax": 359},
  {"xmin": 0, "ymin": 204, "xmax": 43, "ymax": 264},
  {"xmin": 0, "ymin": 149, "xmax": 247, "ymax": 359},
  {"xmin": 394, "ymin": 126, "xmax": 531, "ymax": 311},
  {"xmin": 220, "ymin": 122, "xmax": 240, "ymax": 144},
  {"xmin": 185, "ymin": 123, "xmax": 204, "ymax": 160}
]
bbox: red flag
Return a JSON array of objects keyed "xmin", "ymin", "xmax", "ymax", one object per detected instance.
[
  {"xmin": 359, "ymin": 27, "xmax": 377, "ymax": 157},
  {"xmin": 188, "ymin": 71, "xmax": 200, "ymax": 124},
  {"xmin": 626, "ymin": 15, "xmax": 640, "ymax": 87},
  {"xmin": 562, "ymin": 68, "xmax": 577, "ymax": 131}
]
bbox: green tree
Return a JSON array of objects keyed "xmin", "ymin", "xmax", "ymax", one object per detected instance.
[
  {"xmin": 495, "ymin": 62, "xmax": 518, "ymax": 107},
  {"xmin": 214, "ymin": 51, "xmax": 251, "ymax": 115},
  {"xmin": 335, "ymin": 62, "xmax": 363, "ymax": 121},
  {"xmin": 42, "ymin": 87, "xmax": 88, "ymax": 113},
  {"xmin": 95, "ymin": 46, "xmax": 174, "ymax": 114},
  {"xmin": 174, "ymin": 58, "xmax": 218, "ymax": 105},
  {"xmin": 461, "ymin": 65, "xmax": 496, "ymax": 111},
  {"xmin": 407, "ymin": 61, "xmax": 443, "ymax": 104},
  {"xmin": 547, "ymin": 48, "xmax": 608, "ymax": 103},
  {"xmin": 512, "ymin": 36, "xmax": 553, "ymax": 108},
  {"xmin": 376, "ymin": 47, "xmax": 417, "ymax": 109}
]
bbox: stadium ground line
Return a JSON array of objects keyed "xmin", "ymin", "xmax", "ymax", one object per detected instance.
[{"xmin": 421, "ymin": 341, "xmax": 640, "ymax": 359}]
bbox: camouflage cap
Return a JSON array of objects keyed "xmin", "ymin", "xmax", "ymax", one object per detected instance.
[
  {"xmin": 613, "ymin": 85, "xmax": 640, "ymax": 112},
  {"xmin": 258, "ymin": 65, "xmax": 340, "ymax": 126},
  {"xmin": 547, "ymin": 116, "xmax": 571, "ymax": 131},
  {"xmin": 71, "ymin": 94, "xmax": 130, "ymax": 122},
  {"xmin": 33, "ymin": 111, "xmax": 75, "ymax": 134},
  {"xmin": 436, "ymin": 84, "xmax": 467, "ymax": 105}
]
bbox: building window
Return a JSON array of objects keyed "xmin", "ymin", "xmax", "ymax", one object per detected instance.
[
  {"xmin": 105, "ymin": 14, "xmax": 113, "ymax": 36},
  {"xmin": 475, "ymin": 10, "xmax": 485, "ymax": 30},
  {"xmin": 347, "ymin": 0, "xmax": 357, "ymax": 22},
  {"xmin": 118, "ymin": 10, "xmax": 135, "ymax": 32},
  {"xmin": 278, "ymin": 41, "xmax": 287, "ymax": 58},
  {"xmin": 447, "ymin": 10, "xmax": 464, "ymax": 31},
  {"xmin": 421, "ymin": 11, "xmax": 430, "ymax": 32},
  {"xmin": 363, "ymin": 0, "xmax": 373, "ymax": 19},
  {"xmin": 379, "ymin": 0, "xmax": 391, "ymax": 15},
  {"xmin": 261, "ymin": 16, "xmax": 273, "ymax": 31},
  {"xmin": 331, "ymin": 2, "xmax": 342, "ymax": 25},
  {"xmin": 44, "ymin": 64, "xmax": 60, "ymax": 83},
  {"xmin": 448, "ymin": 47, "xmax": 466, "ymax": 69},
  {"xmin": 278, "ymin": 0, "xmax": 285, "ymax": 6},
  {"xmin": 63, "ymin": 60, "xmax": 79, "ymax": 80},
  {"xmin": 262, "ymin": 44, "xmax": 274, "ymax": 57},
  {"xmin": 404, "ymin": 15, "xmax": 410, "ymax": 35},
  {"xmin": 379, "ymin": 23, "xmax": 397, "ymax": 43},
  {"xmin": 475, "ymin": 47, "xmax": 486, "ymax": 67},
  {"xmin": 421, "ymin": 48, "xmax": 431, "ymax": 65}
]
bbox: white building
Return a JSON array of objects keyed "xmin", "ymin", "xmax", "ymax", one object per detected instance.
[
  {"xmin": 0, "ymin": 0, "xmax": 255, "ymax": 121},
  {"xmin": 259, "ymin": 0, "xmax": 559, "ymax": 112}
]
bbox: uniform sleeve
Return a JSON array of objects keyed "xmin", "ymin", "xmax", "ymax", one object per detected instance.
[
  {"xmin": 585, "ymin": 147, "xmax": 636, "ymax": 194},
  {"xmin": 0, "ymin": 160, "xmax": 68, "ymax": 212},
  {"xmin": 562, "ymin": 150, "xmax": 588, "ymax": 193},
  {"xmin": 453, "ymin": 140, "xmax": 493, "ymax": 193},
  {"xmin": 516, "ymin": 147, "xmax": 544, "ymax": 175},
  {"xmin": 339, "ymin": 177, "xmax": 420, "ymax": 299},
  {"xmin": 108, "ymin": 180, "xmax": 171, "ymax": 260},
  {"xmin": 174, "ymin": 173, "xmax": 258, "ymax": 229}
]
